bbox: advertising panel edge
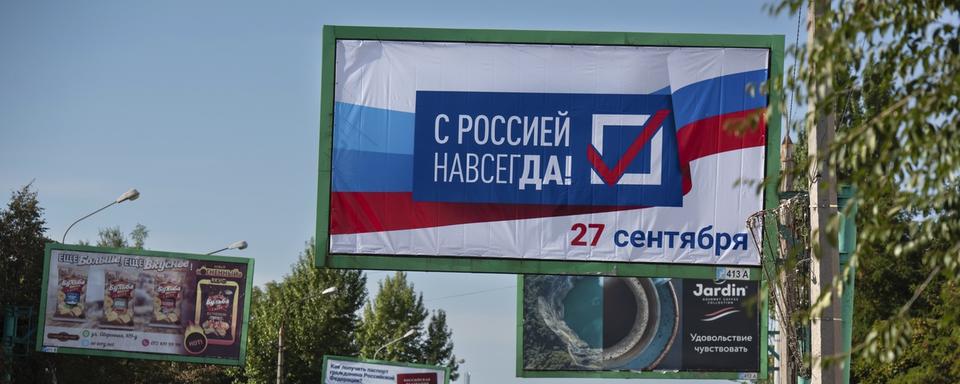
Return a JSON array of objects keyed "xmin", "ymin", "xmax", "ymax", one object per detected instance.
[
  {"xmin": 315, "ymin": 25, "xmax": 784, "ymax": 279},
  {"xmin": 35, "ymin": 242, "xmax": 255, "ymax": 366}
]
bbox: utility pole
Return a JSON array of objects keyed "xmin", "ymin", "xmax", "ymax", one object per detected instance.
[
  {"xmin": 806, "ymin": 0, "xmax": 843, "ymax": 383},
  {"xmin": 778, "ymin": 136, "xmax": 797, "ymax": 384},
  {"xmin": 276, "ymin": 320, "xmax": 285, "ymax": 384}
]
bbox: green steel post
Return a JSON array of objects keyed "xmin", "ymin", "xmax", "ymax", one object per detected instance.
[
  {"xmin": 3, "ymin": 307, "xmax": 13, "ymax": 384},
  {"xmin": 837, "ymin": 186, "xmax": 857, "ymax": 383},
  {"xmin": 798, "ymin": 329, "xmax": 809, "ymax": 384}
]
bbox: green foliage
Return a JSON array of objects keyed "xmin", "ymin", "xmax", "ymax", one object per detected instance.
[
  {"xmin": 771, "ymin": 0, "xmax": 960, "ymax": 378},
  {"xmin": 357, "ymin": 272, "xmax": 460, "ymax": 379},
  {"xmin": 88, "ymin": 223, "xmax": 149, "ymax": 249},
  {"xmin": 853, "ymin": 281, "xmax": 960, "ymax": 384},
  {"xmin": 129, "ymin": 224, "xmax": 148, "ymax": 249},
  {"xmin": 241, "ymin": 239, "xmax": 367, "ymax": 384},
  {"xmin": 0, "ymin": 184, "xmax": 50, "ymax": 381},
  {"xmin": 423, "ymin": 310, "xmax": 460, "ymax": 381},
  {"xmin": 0, "ymin": 184, "xmax": 48, "ymax": 307},
  {"xmin": 96, "ymin": 226, "xmax": 128, "ymax": 248},
  {"xmin": 358, "ymin": 272, "xmax": 428, "ymax": 362}
]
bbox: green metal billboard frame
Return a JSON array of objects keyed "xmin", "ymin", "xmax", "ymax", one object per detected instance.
[
  {"xmin": 321, "ymin": 355, "xmax": 450, "ymax": 384},
  {"xmin": 315, "ymin": 24, "xmax": 784, "ymax": 380},
  {"xmin": 35, "ymin": 243, "xmax": 255, "ymax": 366}
]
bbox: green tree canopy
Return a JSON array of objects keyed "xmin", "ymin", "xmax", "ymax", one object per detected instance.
[
  {"xmin": 0, "ymin": 184, "xmax": 51, "ymax": 382},
  {"xmin": 0, "ymin": 184, "xmax": 48, "ymax": 307},
  {"xmin": 242, "ymin": 239, "xmax": 367, "ymax": 384},
  {"xmin": 358, "ymin": 272, "xmax": 428, "ymax": 362},
  {"xmin": 423, "ymin": 310, "xmax": 460, "ymax": 381},
  {"xmin": 357, "ymin": 272, "xmax": 460, "ymax": 380},
  {"xmin": 771, "ymin": 0, "xmax": 960, "ymax": 380}
]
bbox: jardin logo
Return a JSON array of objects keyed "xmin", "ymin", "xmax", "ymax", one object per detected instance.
[
  {"xmin": 691, "ymin": 280, "xmax": 749, "ymax": 307},
  {"xmin": 692, "ymin": 281, "xmax": 748, "ymax": 297}
]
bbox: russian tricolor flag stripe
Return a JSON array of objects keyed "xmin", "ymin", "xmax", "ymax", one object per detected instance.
[{"xmin": 330, "ymin": 70, "xmax": 767, "ymax": 198}]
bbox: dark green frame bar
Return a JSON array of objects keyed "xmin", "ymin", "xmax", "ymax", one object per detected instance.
[
  {"xmin": 321, "ymin": 355, "xmax": 450, "ymax": 384},
  {"xmin": 315, "ymin": 25, "xmax": 783, "ymax": 380},
  {"xmin": 35, "ymin": 243, "xmax": 255, "ymax": 366}
]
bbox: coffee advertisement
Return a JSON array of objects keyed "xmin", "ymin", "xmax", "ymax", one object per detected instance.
[{"xmin": 520, "ymin": 275, "xmax": 759, "ymax": 374}]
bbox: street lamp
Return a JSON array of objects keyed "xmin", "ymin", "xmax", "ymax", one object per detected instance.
[
  {"xmin": 61, "ymin": 188, "xmax": 140, "ymax": 243},
  {"xmin": 457, "ymin": 359, "xmax": 470, "ymax": 384},
  {"xmin": 207, "ymin": 240, "xmax": 248, "ymax": 255},
  {"xmin": 276, "ymin": 286, "xmax": 337, "ymax": 384},
  {"xmin": 374, "ymin": 328, "xmax": 416, "ymax": 360}
]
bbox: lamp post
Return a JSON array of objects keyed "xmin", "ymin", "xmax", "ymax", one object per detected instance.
[
  {"xmin": 457, "ymin": 359, "xmax": 469, "ymax": 384},
  {"xmin": 277, "ymin": 286, "xmax": 337, "ymax": 384},
  {"xmin": 61, "ymin": 188, "xmax": 139, "ymax": 243},
  {"xmin": 207, "ymin": 240, "xmax": 248, "ymax": 255},
  {"xmin": 374, "ymin": 329, "xmax": 416, "ymax": 360}
]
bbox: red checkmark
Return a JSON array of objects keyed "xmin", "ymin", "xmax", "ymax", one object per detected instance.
[{"xmin": 587, "ymin": 109, "xmax": 670, "ymax": 185}]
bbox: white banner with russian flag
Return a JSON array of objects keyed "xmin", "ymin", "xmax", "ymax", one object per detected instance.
[{"xmin": 328, "ymin": 40, "xmax": 768, "ymax": 266}]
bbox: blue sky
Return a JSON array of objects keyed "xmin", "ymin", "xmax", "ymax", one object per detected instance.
[{"xmin": 1, "ymin": 1, "xmax": 801, "ymax": 382}]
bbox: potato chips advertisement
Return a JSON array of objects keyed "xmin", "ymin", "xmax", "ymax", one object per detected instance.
[{"xmin": 36, "ymin": 244, "xmax": 253, "ymax": 365}]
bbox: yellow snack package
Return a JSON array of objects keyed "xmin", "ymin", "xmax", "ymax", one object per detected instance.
[
  {"xmin": 148, "ymin": 271, "xmax": 185, "ymax": 327},
  {"xmin": 54, "ymin": 266, "xmax": 88, "ymax": 321},
  {"xmin": 101, "ymin": 269, "xmax": 137, "ymax": 328}
]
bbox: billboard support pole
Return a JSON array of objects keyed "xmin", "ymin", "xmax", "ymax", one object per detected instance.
[
  {"xmin": 806, "ymin": 1, "xmax": 843, "ymax": 383},
  {"xmin": 837, "ymin": 186, "xmax": 857, "ymax": 384}
]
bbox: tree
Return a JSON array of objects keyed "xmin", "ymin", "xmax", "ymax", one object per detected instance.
[
  {"xmin": 0, "ymin": 184, "xmax": 51, "ymax": 382},
  {"xmin": 357, "ymin": 272, "xmax": 460, "ymax": 379},
  {"xmin": 80, "ymin": 223, "xmax": 149, "ymax": 248},
  {"xmin": 0, "ymin": 184, "xmax": 48, "ymax": 308},
  {"xmin": 771, "ymin": 0, "xmax": 960, "ymax": 378},
  {"xmin": 129, "ymin": 224, "xmax": 148, "ymax": 249},
  {"xmin": 241, "ymin": 239, "xmax": 367, "ymax": 384},
  {"xmin": 358, "ymin": 272, "xmax": 428, "ymax": 363},
  {"xmin": 423, "ymin": 310, "xmax": 460, "ymax": 381}
]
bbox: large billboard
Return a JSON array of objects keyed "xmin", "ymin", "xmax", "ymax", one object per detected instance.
[
  {"xmin": 519, "ymin": 273, "xmax": 760, "ymax": 380},
  {"xmin": 36, "ymin": 243, "xmax": 254, "ymax": 365},
  {"xmin": 322, "ymin": 355, "xmax": 449, "ymax": 384},
  {"xmin": 317, "ymin": 26, "xmax": 783, "ymax": 275}
]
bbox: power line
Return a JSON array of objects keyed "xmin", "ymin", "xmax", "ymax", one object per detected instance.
[{"xmin": 424, "ymin": 285, "xmax": 516, "ymax": 302}]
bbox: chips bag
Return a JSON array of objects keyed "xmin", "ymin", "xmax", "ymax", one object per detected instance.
[
  {"xmin": 196, "ymin": 279, "xmax": 239, "ymax": 345},
  {"xmin": 54, "ymin": 266, "xmax": 88, "ymax": 320},
  {"xmin": 101, "ymin": 269, "xmax": 137, "ymax": 328},
  {"xmin": 149, "ymin": 271, "xmax": 185, "ymax": 326}
]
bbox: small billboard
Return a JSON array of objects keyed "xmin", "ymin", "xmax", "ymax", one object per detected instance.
[
  {"xmin": 519, "ymin": 272, "xmax": 760, "ymax": 380},
  {"xmin": 322, "ymin": 355, "xmax": 449, "ymax": 384},
  {"xmin": 36, "ymin": 243, "xmax": 254, "ymax": 365}
]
